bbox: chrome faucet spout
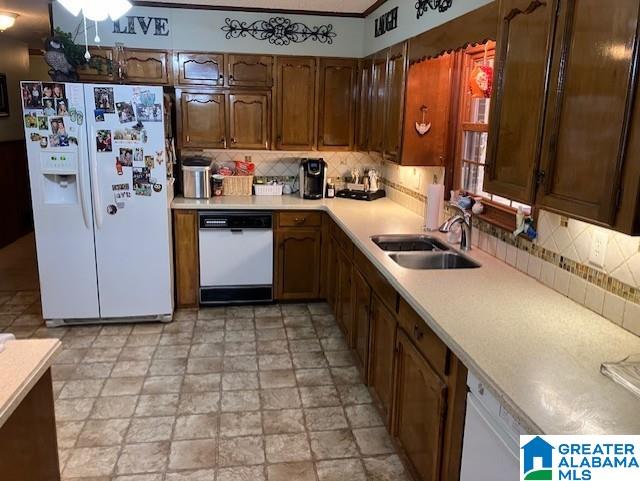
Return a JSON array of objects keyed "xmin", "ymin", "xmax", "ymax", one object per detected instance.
[{"xmin": 439, "ymin": 204, "xmax": 472, "ymax": 251}]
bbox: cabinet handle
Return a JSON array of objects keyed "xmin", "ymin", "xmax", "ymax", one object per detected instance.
[
  {"xmin": 231, "ymin": 138, "xmax": 238, "ymax": 144},
  {"xmin": 229, "ymin": 74, "xmax": 234, "ymax": 80},
  {"xmin": 221, "ymin": 137, "xmax": 227, "ymax": 149},
  {"xmin": 186, "ymin": 135, "xmax": 190, "ymax": 143},
  {"xmin": 413, "ymin": 324, "xmax": 424, "ymax": 341},
  {"xmin": 294, "ymin": 217, "xmax": 305, "ymax": 224}
]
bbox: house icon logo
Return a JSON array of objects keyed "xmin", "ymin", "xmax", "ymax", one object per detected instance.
[{"xmin": 521, "ymin": 436, "xmax": 554, "ymax": 480}]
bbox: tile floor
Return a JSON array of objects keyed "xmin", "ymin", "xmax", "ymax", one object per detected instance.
[{"xmin": 1, "ymin": 289, "xmax": 412, "ymax": 481}]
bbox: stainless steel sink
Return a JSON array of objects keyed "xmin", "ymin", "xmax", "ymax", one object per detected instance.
[
  {"xmin": 371, "ymin": 234, "xmax": 450, "ymax": 252},
  {"xmin": 388, "ymin": 251, "xmax": 481, "ymax": 270}
]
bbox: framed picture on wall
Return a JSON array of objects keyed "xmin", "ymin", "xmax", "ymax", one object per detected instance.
[{"xmin": 0, "ymin": 73, "xmax": 8, "ymax": 117}]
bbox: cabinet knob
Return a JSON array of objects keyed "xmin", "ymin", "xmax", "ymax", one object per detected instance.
[
  {"xmin": 186, "ymin": 135, "xmax": 190, "ymax": 143},
  {"xmin": 229, "ymin": 74, "xmax": 234, "ymax": 80},
  {"xmin": 231, "ymin": 138, "xmax": 238, "ymax": 144}
]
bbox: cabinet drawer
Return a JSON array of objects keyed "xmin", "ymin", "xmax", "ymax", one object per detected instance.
[
  {"xmin": 398, "ymin": 298, "xmax": 449, "ymax": 376},
  {"xmin": 330, "ymin": 221, "xmax": 354, "ymax": 255},
  {"xmin": 278, "ymin": 211, "xmax": 322, "ymax": 228},
  {"xmin": 354, "ymin": 249, "xmax": 398, "ymax": 315}
]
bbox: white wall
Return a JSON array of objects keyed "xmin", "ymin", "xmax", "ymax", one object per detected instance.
[
  {"xmin": 0, "ymin": 38, "xmax": 30, "ymax": 141},
  {"xmin": 363, "ymin": 0, "xmax": 493, "ymax": 55},
  {"xmin": 52, "ymin": 3, "xmax": 365, "ymax": 57}
]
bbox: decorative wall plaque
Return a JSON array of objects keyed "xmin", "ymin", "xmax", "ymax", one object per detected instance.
[
  {"xmin": 222, "ymin": 17, "xmax": 336, "ymax": 45},
  {"xmin": 415, "ymin": 0, "xmax": 454, "ymax": 19},
  {"xmin": 375, "ymin": 7, "xmax": 399, "ymax": 38}
]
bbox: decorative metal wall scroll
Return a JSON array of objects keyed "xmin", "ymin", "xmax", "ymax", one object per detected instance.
[
  {"xmin": 415, "ymin": 0, "xmax": 454, "ymax": 19},
  {"xmin": 375, "ymin": 6, "xmax": 399, "ymax": 38},
  {"xmin": 222, "ymin": 17, "xmax": 336, "ymax": 46}
]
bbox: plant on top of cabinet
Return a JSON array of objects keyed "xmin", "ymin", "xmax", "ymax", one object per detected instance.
[
  {"xmin": 227, "ymin": 54, "xmax": 274, "ymax": 87},
  {"xmin": 176, "ymin": 52, "xmax": 224, "ymax": 86},
  {"xmin": 317, "ymin": 58, "xmax": 358, "ymax": 151},
  {"xmin": 275, "ymin": 57, "xmax": 317, "ymax": 150}
]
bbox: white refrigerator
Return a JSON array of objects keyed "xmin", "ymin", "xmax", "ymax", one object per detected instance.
[{"xmin": 21, "ymin": 81, "xmax": 173, "ymax": 326}]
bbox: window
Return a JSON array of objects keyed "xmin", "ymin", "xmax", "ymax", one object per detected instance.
[{"xmin": 455, "ymin": 42, "xmax": 530, "ymax": 212}]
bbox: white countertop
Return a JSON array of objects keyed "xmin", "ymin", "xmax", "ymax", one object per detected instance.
[
  {"xmin": 0, "ymin": 339, "xmax": 61, "ymax": 428},
  {"xmin": 173, "ymin": 195, "xmax": 640, "ymax": 435}
]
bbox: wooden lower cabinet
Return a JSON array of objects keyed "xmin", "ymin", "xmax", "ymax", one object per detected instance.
[
  {"xmin": 275, "ymin": 227, "xmax": 322, "ymax": 300},
  {"xmin": 326, "ymin": 228, "xmax": 339, "ymax": 314},
  {"xmin": 393, "ymin": 328, "xmax": 448, "ymax": 481},
  {"xmin": 368, "ymin": 293, "xmax": 397, "ymax": 423},
  {"xmin": 352, "ymin": 267, "xmax": 372, "ymax": 377},
  {"xmin": 173, "ymin": 210, "xmax": 199, "ymax": 308},
  {"xmin": 336, "ymin": 246, "xmax": 353, "ymax": 343}
]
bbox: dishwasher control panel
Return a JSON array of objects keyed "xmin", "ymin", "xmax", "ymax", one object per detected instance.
[{"xmin": 200, "ymin": 212, "xmax": 273, "ymax": 229}]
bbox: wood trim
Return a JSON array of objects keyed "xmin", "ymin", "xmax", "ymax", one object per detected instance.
[
  {"xmin": 475, "ymin": 199, "xmax": 519, "ymax": 232},
  {"xmin": 363, "ymin": 0, "xmax": 390, "ymax": 16},
  {"xmin": 409, "ymin": 2, "xmax": 499, "ymax": 63},
  {"xmin": 132, "ymin": 0, "xmax": 367, "ymax": 17},
  {"xmin": 440, "ymin": 356, "xmax": 468, "ymax": 481}
]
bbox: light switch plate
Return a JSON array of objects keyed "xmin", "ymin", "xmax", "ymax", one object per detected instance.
[{"xmin": 589, "ymin": 230, "xmax": 609, "ymax": 268}]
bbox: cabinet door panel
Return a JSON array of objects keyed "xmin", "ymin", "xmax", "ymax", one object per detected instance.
[
  {"xmin": 370, "ymin": 54, "xmax": 388, "ymax": 153},
  {"xmin": 368, "ymin": 294, "xmax": 397, "ymax": 422},
  {"xmin": 229, "ymin": 92, "xmax": 270, "ymax": 150},
  {"xmin": 77, "ymin": 46, "xmax": 114, "ymax": 82},
  {"xmin": 337, "ymin": 247, "xmax": 353, "ymax": 344},
  {"xmin": 401, "ymin": 54, "xmax": 453, "ymax": 166},
  {"xmin": 276, "ymin": 57, "xmax": 316, "ymax": 150},
  {"xmin": 276, "ymin": 229, "xmax": 321, "ymax": 300},
  {"xmin": 384, "ymin": 43, "xmax": 407, "ymax": 162},
  {"xmin": 352, "ymin": 267, "xmax": 372, "ymax": 377},
  {"xmin": 357, "ymin": 58, "xmax": 373, "ymax": 151},
  {"xmin": 484, "ymin": 0, "xmax": 557, "ymax": 202},
  {"xmin": 179, "ymin": 92, "xmax": 226, "ymax": 149},
  {"xmin": 318, "ymin": 58, "xmax": 357, "ymax": 151},
  {"xmin": 537, "ymin": 0, "xmax": 640, "ymax": 224},
  {"xmin": 228, "ymin": 55, "xmax": 274, "ymax": 87},
  {"xmin": 125, "ymin": 49, "xmax": 171, "ymax": 84},
  {"xmin": 177, "ymin": 52, "xmax": 224, "ymax": 86},
  {"xmin": 393, "ymin": 329, "xmax": 447, "ymax": 481}
]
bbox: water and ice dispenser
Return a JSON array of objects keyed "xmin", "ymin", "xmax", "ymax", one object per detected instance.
[{"xmin": 40, "ymin": 151, "xmax": 79, "ymax": 205}]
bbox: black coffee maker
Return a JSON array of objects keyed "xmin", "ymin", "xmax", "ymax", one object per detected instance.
[{"xmin": 299, "ymin": 158, "xmax": 327, "ymax": 199}]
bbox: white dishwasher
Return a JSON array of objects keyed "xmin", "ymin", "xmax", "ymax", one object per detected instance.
[
  {"xmin": 460, "ymin": 371, "xmax": 525, "ymax": 481},
  {"xmin": 199, "ymin": 211, "xmax": 273, "ymax": 304}
]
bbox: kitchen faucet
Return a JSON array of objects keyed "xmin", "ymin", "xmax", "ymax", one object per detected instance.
[{"xmin": 439, "ymin": 204, "xmax": 472, "ymax": 251}]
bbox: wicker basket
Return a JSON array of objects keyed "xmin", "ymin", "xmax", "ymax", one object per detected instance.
[{"xmin": 222, "ymin": 176, "xmax": 253, "ymax": 196}]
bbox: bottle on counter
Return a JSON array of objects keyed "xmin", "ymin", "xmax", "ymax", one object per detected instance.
[{"xmin": 326, "ymin": 178, "xmax": 335, "ymax": 198}]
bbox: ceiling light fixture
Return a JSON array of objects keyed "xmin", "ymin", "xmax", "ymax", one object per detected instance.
[
  {"xmin": 57, "ymin": 0, "xmax": 133, "ymax": 22},
  {"xmin": 0, "ymin": 12, "xmax": 18, "ymax": 32}
]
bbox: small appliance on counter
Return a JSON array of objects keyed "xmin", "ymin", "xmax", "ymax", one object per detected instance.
[
  {"xmin": 299, "ymin": 158, "xmax": 327, "ymax": 199},
  {"xmin": 182, "ymin": 156, "xmax": 214, "ymax": 199},
  {"xmin": 336, "ymin": 168, "xmax": 385, "ymax": 201}
]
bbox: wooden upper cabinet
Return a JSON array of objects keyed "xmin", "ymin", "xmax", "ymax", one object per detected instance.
[
  {"xmin": 356, "ymin": 58, "xmax": 373, "ymax": 151},
  {"xmin": 383, "ymin": 43, "xmax": 408, "ymax": 162},
  {"xmin": 369, "ymin": 53, "xmax": 388, "ymax": 153},
  {"xmin": 227, "ymin": 54, "xmax": 274, "ymax": 87},
  {"xmin": 401, "ymin": 53, "xmax": 454, "ymax": 166},
  {"xmin": 537, "ymin": 0, "xmax": 640, "ymax": 225},
  {"xmin": 484, "ymin": 0, "xmax": 556, "ymax": 203},
  {"xmin": 317, "ymin": 58, "xmax": 357, "ymax": 151},
  {"xmin": 393, "ymin": 328, "xmax": 448, "ymax": 481},
  {"xmin": 229, "ymin": 92, "xmax": 270, "ymax": 150},
  {"xmin": 124, "ymin": 49, "xmax": 171, "ymax": 85},
  {"xmin": 77, "ymin": 46, "xmax": 114, "ymax": 82},
  {"xmin": 176, "ymin": 52, "xmax": 224, "ymax": 86},
  {"xmin": 275, "ymin": 57, "xmax": 316, "ymax": 150},
  {"xmin": 368, "ymin": 294, "xmax": 397, "ymax": 424},
  {"xmin": 179, "ymin": 91, "xmax": 226, "ymax": 149}
]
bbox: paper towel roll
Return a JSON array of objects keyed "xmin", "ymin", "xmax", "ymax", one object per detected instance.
[{"xmin": 425, "ymin": 184, "xmax": 444, "ymax": 231}]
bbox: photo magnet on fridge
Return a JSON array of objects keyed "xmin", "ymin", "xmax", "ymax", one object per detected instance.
[
  {"xmin": 43, "ymin": 99, "xmax": 56, "ymax": 116},
  {"xmin": 95, "ymin": 109, "xmax": 105, "ymax": 121},
  {"xmin": 96, "ymin": 130, "xmax": 113, "ymax": 152},
  {"xmin": 50, "ymin": 117, "xmax": 66, "ymax": 135},
  {"xmin": 116, "ymin": 102, "xmax": 136, "ymax": 123},
  {"xmin": 134, "ymin": 148, "xmax": 144, "ymax": 164},
  {"xmin": 21, "ymin": 82, "xmax": 42, "ymax": 109},
  {"xmin": 24, "ymin": 113, "xmax": 38, "ymax": 129},
  {"xmin": 136, "ymin": 103, "xmax": 162, "ymax": 122},
  {"xmin": 40, "ymin": 137, "xmax": 48, "ymax": 148},
  {"xmin": 115, "ymin": 159, "xmax": 124, "ymax": 175},
  {"xmin": 94, "ymin": 87, "xmax": 115, "ymax": 113},
  {"xmin": 37, "ymin": 116, "xmax": 48, "ymax": 130},
  {"xmin": 107, "ymin": 204, "xmax": 117, "ymax": 215},
  {"xmin": 29, "ymin": 132, "xmax": 41, "ymax": 142},
  {"xmin": 119, "ymin": 148, "xmax": 133, "ymax": 167},
  {"xmin": 133, "ymin": 167, "xmax": 152, "ymax": 196},
  {"xmin": 144, "ymin": 155, "xmax": 154, "ymax": 169},
  {"xmin": 56, "ymin": 98, "xmax": 69, "ymax": 116}
]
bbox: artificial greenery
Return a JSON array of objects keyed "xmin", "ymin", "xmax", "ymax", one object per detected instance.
[{"xmin": 52, "ymin": 27, "xmax": 113, "ymax": 74}]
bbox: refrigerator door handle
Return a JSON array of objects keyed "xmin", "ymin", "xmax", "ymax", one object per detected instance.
[
  {"xmin": 76, "ymin": 144, "xmax": 91, "ymax": 229},
  {"xmin": 89, "ymin": 126, "xmax": 104, "ymax": 229}
]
